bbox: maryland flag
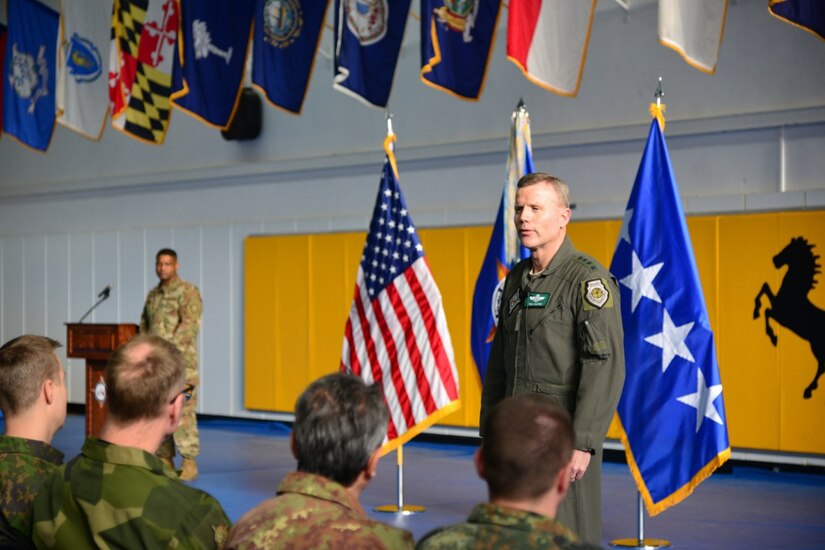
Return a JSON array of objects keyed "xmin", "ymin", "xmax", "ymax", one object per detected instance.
[{"xmin": 111, "ymin": 0, "xmax": 179, "ymax": 144}]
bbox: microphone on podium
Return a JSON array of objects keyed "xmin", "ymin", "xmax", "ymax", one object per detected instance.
[{"xmin": 78, "ymin": 284, "xmax": 113, "ymax": 323}]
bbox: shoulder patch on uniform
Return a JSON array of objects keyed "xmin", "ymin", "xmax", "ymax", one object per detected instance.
[
  {"xmin": 213, "ymin": 524, "xmax": 229, "ymax": 549},
  {"xmin": 508, "ymin": 289, "xmax": 521, "ymax": 315},
  {"xmin": 582, "ymin": 278, "xmax": 612, "ymax": 310}
]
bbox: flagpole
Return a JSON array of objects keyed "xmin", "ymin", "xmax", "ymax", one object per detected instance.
[
  {"xmin": 610, "ymin": 78, "xmax": 671, "ymax": 550},
  {"xmin": 374, "ymin": 446, "xmax": 426, "ymax": 515}
]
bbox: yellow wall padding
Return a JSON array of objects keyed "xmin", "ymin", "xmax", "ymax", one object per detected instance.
[{"xmin": 245, "ymin": 210, "xmax": 825, "ymax": 454}]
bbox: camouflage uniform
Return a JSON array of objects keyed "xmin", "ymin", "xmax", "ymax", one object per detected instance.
[
  {"xmin": 31, "ymin": 436, "xmax": 230, "ymax": 549},
  {"xmin": 141, "ymin": 275, "xmax": 203, "ymax": 460},
  {"xmin": 225, "ymin": 471, "xmax": 414, "ymax": 549},
  {"xmin": 0, "ymin": 436, "xmax": 63, "ymax": 538},
  {"xmin": 481, "ymin": 236, "xmax": 625, "ymax": 544},
  {"xmin": 416, "ymin": 503, "xmax": 602, "ymax": 550}
]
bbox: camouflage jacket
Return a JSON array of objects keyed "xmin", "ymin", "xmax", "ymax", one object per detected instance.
[
  {"xmin": 225, "ymin": 471, "xmax": 414, "ymax": 550},
  {"xmin": 140, "ymin": 275, "xmax": 202, "ymax": 379},
  {"xmin": 416, "ymin": 503, "xmax": 602, "ymax": 549},
  {"xmin": 0, "ymin": 436, "xmax": 63, "ymax": 538},
  {"xmin": 32, "ymin": 436, "xmax": 230, "ymax": 549}
]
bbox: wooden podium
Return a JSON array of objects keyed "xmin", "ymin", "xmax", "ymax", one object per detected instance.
[{"xmin": 66, "ymin": 323, "xmax": 138, "ymax": 437}]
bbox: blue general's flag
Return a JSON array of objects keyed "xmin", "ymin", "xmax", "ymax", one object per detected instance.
[
  {"xmin": 610, "ymin": 115, "xmax": 731, "ymax": 516},
  {"xmin": 769, "ymin": 0, "xmax": 825, "ymax": 41},
  {"xmin": 2, "ymin": 0, "xmax": 59, "ymax": 151},
  {"xmin": 420, "ymin": 0, "xmax": 503, "ymax": 100},
  {"xmin": 333, "ymin": 0, "xmax": 412, "ymax": 108},
  {"xmin": 171, "ymin": 0, "xmax": 255, "ymax": 129},
  {"xmin": 470, "ymin": 104, "xmax": 531, "ymax": 380},
  {"xmin": 0, "ymin": 22, "xmax": 6, "ymax": 138},
  {"xmin": 252, "ymin": 0, "xmax": 329, "ymax": 114}
]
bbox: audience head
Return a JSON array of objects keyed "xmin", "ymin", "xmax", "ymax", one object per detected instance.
[
  {"xmin": 292, "ymin": 373, "xmax": 388, "ymax": 487},
  {"xmin": 105, "ymin": 334, "xmax": 187, "ymax": 424},
  {"xmin": 0, "ymin": 335, "xmax": 66, "ymax": 425},
  {"xmin": 479, "ymin": 393, "xmax": 574, "ymax": 501}
]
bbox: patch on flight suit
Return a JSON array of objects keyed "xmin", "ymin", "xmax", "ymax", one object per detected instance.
[
  {"xmin": 508, "ymin": 289, "xmax": 522, "ymax": 315},
  {"xmin": 582, "ymin": 278, "xmax": 612, "ymax": 310},
  {"xmin": 524, "ymin": 292, "xmax": 550, "ymax": 308}
]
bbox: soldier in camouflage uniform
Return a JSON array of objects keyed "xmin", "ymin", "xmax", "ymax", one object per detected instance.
[
  {"xmin": 418, "ymin": 394, "xmax": 602, "ymax": 550},
  {"xmin": 481, "ymin": 173, "xmax": 625, "ymax": 544},
  {"xmin": 226, "ymin": 374, "xmax": 413, "ymax": 549},
  {"xmin": 32, "ymin": 334, "xmax": 230, "ymax": 549},
  {"xmin": 140, "ymin": 248, "xmax": 203, "ymax": 480},
  {"xmin": 0, "ymin": 335, "xmax": 67, "ymax": 542}
]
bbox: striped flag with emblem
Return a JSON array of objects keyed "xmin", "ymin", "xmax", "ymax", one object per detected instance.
[
  {"xmin": 2, "ymin": 0, "xmax": 59, "ymax": 152},
  {"xmin": 341, "ymin": 129, "xmax": 461, "ymax": 452},
  {"xmin": 420, "ymin": 0, "xmax": 503, "ymax": 100},
  {"xmin": 171, "ymin": 0, "xmax": 255, "ymax": 128},
  {"xmin": 470, "ymin": 103, "xmax": 531, "ymax": 381},
  {"xmin": 333, "ymin": 0, "xmax": 412, "ymax": 108},
  {"xmin": 112, "ymin": 0, "xmax": 179, "ymax": 144},
  {"xmin": 252, "ymin": 0, "xmax": 329, "ymax": 114},
  {"xmin": 58, "ymin": 0, "xmax": 113, "ymax": 140},
  {"xmin": 109, "ymin": 0, "xmax": 146, "ymax": 126}
]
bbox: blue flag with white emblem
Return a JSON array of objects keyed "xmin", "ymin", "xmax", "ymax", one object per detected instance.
[
  {"xmin": 0, "ymin": 22, "xmax": 6, "ymax": 138},
  {"xmin": 420, "ymin": 0, "xmax": 503, "ymax": 100},
  {"xmin": 2, "ymin": 0, "xmax": 59, "ymax": 151},
  {"xmin": 610, "ymin": 115, "xmax": 731, "ymax": 516},
  {"xmin": 470, "ymin": 104, "xmax": 531, "ymax": 381},
  {"xmin": 171, "ymin": 0, "xmax": 255, "ymax": 129},
  {"xmin": 252, "ymin": 0, "xmax": 329, "ymax": 114},
  {"xmin": 333, "ymin": 0, "xmax": 412, "ymax": 108}
]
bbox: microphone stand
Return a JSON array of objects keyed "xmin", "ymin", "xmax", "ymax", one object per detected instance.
[{"xmin": 78, "ymin": 287, "xmax": 111, "ymax": 323}]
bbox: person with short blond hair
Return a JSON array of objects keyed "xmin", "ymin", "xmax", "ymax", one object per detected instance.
[
  {"xmin": 33, "ymin": 334, "xmax": 230, "ymax": 549},
  {"xmin": 0, "ymin": 335, "xmax": 67, "ymax": 542}
]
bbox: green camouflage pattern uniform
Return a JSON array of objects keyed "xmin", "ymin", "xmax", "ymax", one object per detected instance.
[
  {"xmin": 481, "ymin": 236, "xmax": 625, "ymax": 545},
  {"xmin": 141, "ymin": 275, "xmax": 203, "ymax": 459},
  {"xmin": 0, "ymin": 436, "xmax": 63, "ymax": 538},
  {"xmin": 416, "ymin": 503, "xmax": 603, "ymax": 550},
  {"xmin": 32, "ymin": 436, "xmax": 230, "ymax": 549},
  {"xmin": 225, "ymin": 471, "xmax": 414, "ymax": 550}
]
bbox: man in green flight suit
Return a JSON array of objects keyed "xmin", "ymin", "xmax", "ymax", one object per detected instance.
[
  {"xmin": 0, "ymin": 335, "xmax": 67, "ymax": 543},
  {"xmin": 226, "ymin": 373, "xmax": 413, "ymax": 549},
  {"xmin": 32, "ymin": 334, "xmax": 231, "ymax": 549},
  {"xmin": 141, "ymin": 248, "xmax": 203, "ymax": 480},
  {"xmin": 481, "ymin": 173, "xmax": 625, "ymax": 544},
  {"xmin": 417, "ymin": 394, "xmax": 601, "ymax": 549}
]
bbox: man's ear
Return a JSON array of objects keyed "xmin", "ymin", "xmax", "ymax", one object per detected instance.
[
  {"xmin": 474, "ymin": 446, "xmax": 485, "ymax": 481},
  {"xmin": 557, "ymin": 461, "xmax": 573, "ymax": 498},
  {"xmin": 169, "ymin": 394, "xmax": 184, "ymax": 431},
  {"xmin": 364, "ymin": 447, "xmax": 382, "ymax": 480},
  {"xmin": 289, "ymin": 432, "xmax": 299, "ymax": 461},
  {"xmin": 43, "ymin": 378, "xmax": 55, "ymax": 405}
]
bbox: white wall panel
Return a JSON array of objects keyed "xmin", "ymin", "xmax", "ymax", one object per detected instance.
[
  {"xmin": 118, "ymin": 229, "xmax": 147, "ymax": 326},
  {"xmin": 784, "ymin": 123, "xmax": 825, "ymax": 192},
  {"xmin": 92, "ymin": 232, "xmax": 119, "ymax": 324},
  {"xmin": 200, "ymin": 225, "xmax": 232, "ymax": 416},
  {"xmin": 45, "ymin": 235, "xmax": 70, "ymax": 376},
  {"xmin": 24, "ymin": 236, "xmax": 47, "ymax": 335},
  {"xmin": 2, "ymin": 238, "xmax": 24, "ymax": 343},
  {"xmin": 67, "ymin": 234, "xmax": 93, "ymax": 403}
]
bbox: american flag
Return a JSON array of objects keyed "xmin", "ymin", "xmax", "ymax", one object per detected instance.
[{"xmin": 341, "ymin": 134, "xmax": 461, "ymax": 450}]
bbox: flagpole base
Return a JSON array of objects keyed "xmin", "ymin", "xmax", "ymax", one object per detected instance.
[
  {"xmin": 609, "ymin": 538, "xmax": 671, "ymax": 549},
  {"xmin": 373, "ymin": 504, "xmax": 426, "ymax": 515}
]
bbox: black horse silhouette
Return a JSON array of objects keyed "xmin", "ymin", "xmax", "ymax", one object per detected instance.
[{"xmin": 754, "ymin": 237, "xmax": 825, "ymax": 399}]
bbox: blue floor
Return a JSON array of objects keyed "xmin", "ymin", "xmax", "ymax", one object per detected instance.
[{"xmin": 41, "ymin": 414, "xmax": 825, "ymax": 549}]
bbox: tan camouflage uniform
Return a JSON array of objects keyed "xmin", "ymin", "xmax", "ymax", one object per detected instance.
[
  {"xmin": 140, "ymin": 275, "xmax": 203, "ymax": 459},
  {"xmin": 225, "ymin": 471, "xmax": 414, "ymax": 549},
  {"xmin": 416, "ymin": 503, "xmax": 603, "ymax": 550},
  {"xmin": 0, "ymin": 435, "xmax": 63, "ymax": 538},
  {"xmin": 32, "ymin": 436, "xmax": 230, "ymax": 549}
]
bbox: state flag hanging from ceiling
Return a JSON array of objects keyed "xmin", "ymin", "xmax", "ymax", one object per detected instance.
[
  {"xmin": 420, "ymin": 0, "xmax": 503, "ymax": 100},
  {"xmin": 507, "ymin": 0, "xmax": 596, "ymax": 97},
  {"xmin": 171, "ymin": 0, "xmax": 255, "ymax": 129},
  {"xmin": 111, "ymin": 0, "xmax": 179, "ymax": 144},
  {"xmin": 658, "ymin": 0, "xmax": 728, "ymax": 74},
  {"xmin": 2, "ymin": 0, "xmax": 59, "ymax": 152},
  {"xmin": 0, "ymin": 22, "xmax": 7, "ymax": 139},
  {"xmin": 333, "ymin": 0, "xmax": 412, "ymax": 108},
  {"xmin": 58, "ymin": 0, "xmax": 113, "ymax": 140},
  {"xmin": 768, "ymin": 0, "xmax": 825, "ymax": 41},
  {"xmin": 109, "ymin": 0, "xmax": 147, "ymax": 129},
  {"xmin": 252, "ymin": 0, "xmax": 329, "ymax": 114}
]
